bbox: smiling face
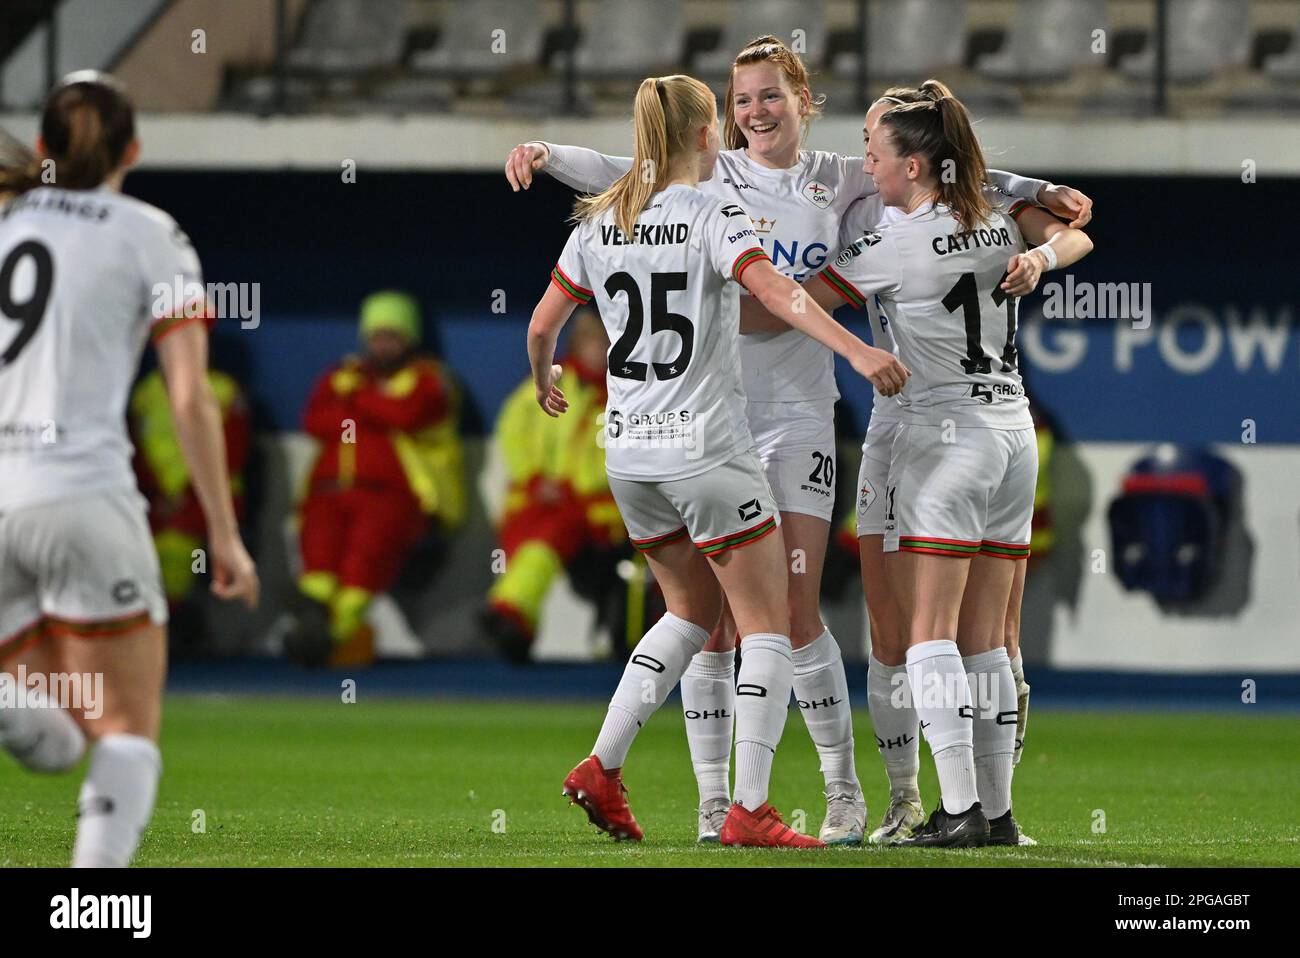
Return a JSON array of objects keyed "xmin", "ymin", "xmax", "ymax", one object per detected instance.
[
  {"xmin": 862, "ymin": 100, "xmax": 894, "ymax": 171},
  {"xmin": 731, "ymin": 62, "xmax": 806, "ymax": 166},
  {"xmin": 863, "ymin": 120, "xmax": 916, "ymax": 209}
]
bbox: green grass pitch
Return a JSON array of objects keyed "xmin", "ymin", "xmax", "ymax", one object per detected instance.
[{"xmin": 2, "ymin": 696, "xmax": 1297, "ymax": 867}]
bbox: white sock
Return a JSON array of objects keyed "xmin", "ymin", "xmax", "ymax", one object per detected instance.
[
  {"xmin": 0, "ymin": 672, "xmax": 87, "ymax": 773},
  {"xmin": 733, "ymin": 632, "xmax": 793, "ymax": 811},
  {"xmin": 681, "ymin": 650, "xmax": 734, "ymax": 803},
  {"xmin": 792, "ymin": 629, "xmax": 857, "ymax": 789},
  {"xmin": 965, "ymin": 647, "xmax": 1017, "ymax": 819},
  {"xmin": 867, "ymin": 654, "xmax": 920, "ymax": 801},
  {"xmin": 1009, "ymin": 650, "xmax": 1028, "ymax": 767},
  {"xmin": 72, "ymin": 734, "xmax": 161, "ymax": 868},
  {"xmin": 906, "ymin": 639, "xmax": 977, "ymax": 815},
  {"xmin": 592, "ymin": 612, "xmax": 708, "ymax": 769}
]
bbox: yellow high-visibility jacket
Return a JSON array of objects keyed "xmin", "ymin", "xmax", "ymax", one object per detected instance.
[{"xmin": 495, "ymin": 369, "xmax": 611, "ymax": 519}]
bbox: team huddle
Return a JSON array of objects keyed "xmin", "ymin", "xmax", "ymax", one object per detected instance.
[
  {"xmin": 0, "ymin": 38, "xmax": 1093, "ymax": 868},
  {"xmin": 508, "ymin": 36, "xmax": 1093, "ymax": 848}
]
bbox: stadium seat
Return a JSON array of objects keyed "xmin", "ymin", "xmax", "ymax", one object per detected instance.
[
  {"xmin": 694, "ymin": 0, "xmax": 828, "ymax": 77},
  {"xmin": 1118, "ymin": 0, "xmax": 1252, "ymax": 83},
  {"xmin": 411, "ymin": 0, "xmax": 546, "ymax": 75},
  {"xmin": 832, "ymin": 0, "xmax": 968, "ymax": 80},
  {"xmin": 567, "ymin": 0, "xmax": 685, "ymax": 77},
  {"xmin": 1264, "ymin": 13, "xmax": 1300, "ymax": 81},
  {"xmin": 976, "ymin": 0, "xmax": 1107, "ymax": 83},
  {"xmin": 286, "ymin": 0, "xmax": 407, "ymax": 74}
]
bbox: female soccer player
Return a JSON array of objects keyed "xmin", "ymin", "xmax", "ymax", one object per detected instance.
[
  {"xmin": 0, "ymin": 72, "xmax": 258, "ymax": 867},
  {"xmin": 531, "ymin": 74, "xmax": 907, "ymax": 847},
  {"xmin": 507, "ymin": 35, "xmax": 1090, "ymax": 845},
  {"xmin": 750, "ymin": 81, "xmax": 1093, "ymax": 846}
]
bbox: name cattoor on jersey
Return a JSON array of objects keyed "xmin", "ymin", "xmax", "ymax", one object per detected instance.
[{"xmin": 822, "ymin": 195, "xmax": 1036, "ymax": 430}]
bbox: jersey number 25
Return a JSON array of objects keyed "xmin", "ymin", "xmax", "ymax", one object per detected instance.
[{"xmin": 605, "ymin": 271, "xmax": 694, "ymax": 382}]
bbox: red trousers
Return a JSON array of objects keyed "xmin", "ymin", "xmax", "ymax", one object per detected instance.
[{"xmin": 299, "ymin": 485, "xmax": 426, "ymax": 593}]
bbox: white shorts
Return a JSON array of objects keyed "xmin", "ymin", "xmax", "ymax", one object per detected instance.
[
  {"xmin": 747, "ymin": 399, "xmax": 836, "ymax": 522},
  {"xmin": 609, "ymin": 450, "xmax": 782, "ymax": 557},
  {"xmin": 855, "ymin": 417, "xmax": 901, "ymax": 537},
  {"xmin": 883, "ymin": 424, "xmax": 1037, "ymax": 559},
  {"xmin": 0, "ymin": 489, "xmax": 167, "ymax": 658}
]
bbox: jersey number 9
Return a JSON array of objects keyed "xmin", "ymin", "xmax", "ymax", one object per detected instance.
[{"xmin": 0, "ymin": 240, "xmax": 54, "ymax": 371}]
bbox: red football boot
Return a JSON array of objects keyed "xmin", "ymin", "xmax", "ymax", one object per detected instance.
[
  {"xmin": 720, "ymin": 802, "xmax": 826, "ymax": 848},
  {"xmin": 562, "ymin": 756, "xmax": 644, "ymax": 842}
]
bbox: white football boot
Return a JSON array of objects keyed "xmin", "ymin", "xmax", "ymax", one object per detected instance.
[
  {"xmin": 867, "ymin": 794, "xmax": 925, "ymax": 845},
  {"xmin": 696, "ymin": 797, "xmax": 730, "ymax": 843},
  {"xmin": 819, "ymin": 782, "xmax": 867, "ymax": 845}
]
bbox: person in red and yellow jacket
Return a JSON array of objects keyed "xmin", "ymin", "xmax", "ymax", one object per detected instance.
[
  {"xmin": 483, "ymin": 308, "xmax": 623, "ymax": 662},
  {"xmin": 295, "ymin": 291, "xmax": 463, "ymax": 667},
  {"xmin": 130, "ymin": 367, "xmax": 251, "ymax": 608}
]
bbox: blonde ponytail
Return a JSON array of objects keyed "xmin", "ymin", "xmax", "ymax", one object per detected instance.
[{"xmin": 574, "ymin": 74, "xmax": 716, "ymax": 240}]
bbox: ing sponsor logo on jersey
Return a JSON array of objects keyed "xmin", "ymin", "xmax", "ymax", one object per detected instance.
[
  {"xmin": 752, "ymin": 215, "xmax": 776, "ymax": 235},
  {"xmin": 802, "ymin": 180, "xmax": 834, "ymax": 208}
]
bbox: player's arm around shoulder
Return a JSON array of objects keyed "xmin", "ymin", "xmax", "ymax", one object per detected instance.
[
  {"xmin": 740, "ymin": 256, "xmax": 908, "ymax": 396},
  {"xmin": 737, "ymin": 265, "xmax": 844, "ymax": 334},
  {"xmin": 1001, "ymin": 203, "xmax": 1094, "ymax": 298}
]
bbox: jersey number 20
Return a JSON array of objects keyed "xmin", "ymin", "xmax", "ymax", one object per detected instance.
[
  {"xmin": 605, "ymin": 271, "xmax": 694, "ymax": 382},
  {"xmin": 0, "ymin": 240, "xmax": 54, "ymax": 371}
]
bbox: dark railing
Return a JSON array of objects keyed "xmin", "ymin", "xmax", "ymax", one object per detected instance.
[
  {"xmin": 21, "ymin": 0, "xmax": 1186, "ymax": 117},
  {"xmin": 1154, "ymin": 0, "xmax": 1169, "ymax": 116}
]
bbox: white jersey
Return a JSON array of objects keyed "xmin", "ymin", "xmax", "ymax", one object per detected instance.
[
  {"xmin": 550, "ymin": 184, "xmax": 769, "ymax": 482},
  {"xmin": 0, "ymin": 186, "xmax": 203, "ymax": 511},
  {"xmin": 543, "ymin": 143, "xmax": 1048, "ymax": 405},
  {"xmin": 836, "ymin": 185, "xmax": 1030, "ymax": 425},
  {"xmin": 547, "ymin": 145, "xmax": 868, "ymax": 403},
  {"xmin": 821, "ymin": 195, "xmax": 1036, "ymax": 429}
]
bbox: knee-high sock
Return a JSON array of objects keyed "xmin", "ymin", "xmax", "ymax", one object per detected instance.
[
  {"xmin": 965, "ymin": 647, "xmax": 1017, "ymax": 819},
  {"xmin": 906, "ymin": 639, "xmax": 978, "ymax": 815},
  {"xmin": 0, "ymin": 672, "xmax": 87, "ymax": 773},
  {"xmin": 681, "ymin": 649, "xmax": 734, "ymax": 803},
  {"xmin": 592, "ymin": 612, "xmax": 708, "ymax": 769},
  {"xmin": 867, "ymin": 654, "xmax": 920, "ymax": 800},
  {"xmin": 72, "ymin": 734, "xmax": 161, "ymax": 868},
  {"xmin": 792, "ymin": 629, "xmax": 857, "ymax": 788},
  {"xmin": 733, "ymin": 633, "xmax": 793, "ymax": 812},
  {"xmin": 1009, "ymin": 650, "xmax": 1029, "ymax": 767}
]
